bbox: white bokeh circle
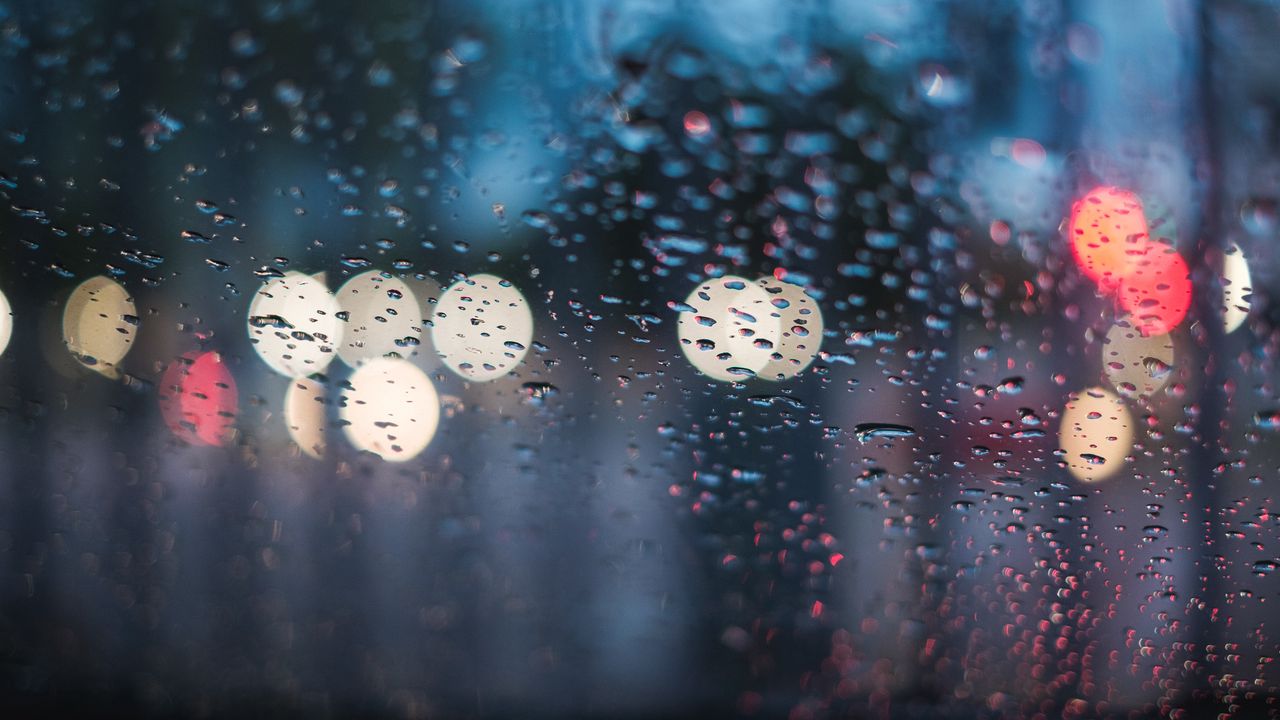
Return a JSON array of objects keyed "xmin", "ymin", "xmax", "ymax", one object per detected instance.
[
  {"xmin": 1222, "ymin": 243, "xmax": 1253, "ymax": 334},
  {"xmin": 676, "ymin": 275, "xmax": 780, "ymax": 382},
  {"xmin": 340, "ymin": 357, "xmax": 440, "ymax": 462},
  {"xmin": 0, "ymin": 286, "xmax": 11, "ymax": 358},
  {"xmin": 284, "ymin": 375, "xmax": 327, "ymax": 459},
  {"xmin": 335, "ymin": 270, "xmax": 423, "ymax": 368},
  {"xmin": 247, "ymin": 271, "xmax": 343, "ymax": 378},
  {"xmin": 749, "ymin": 276, "xmax": 824, "ymax": 381},
  {"xmin": 1059, "ymin": 386, "xmax": 1133, "ymax": 483},
  {"xmin": 430, "ymin": 273, "xmax": 533, "ymax": 382},
  {"xmin": 62, "ymin": 275, "xmax": 137, "ymax": 377},
  {"xmin": 1102, "ymin": 319, "xmax": 1174, "ymax": 400}
]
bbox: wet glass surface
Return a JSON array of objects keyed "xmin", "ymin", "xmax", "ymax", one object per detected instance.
[{"xmin": 1, "ymin": 1, "xmax": 1280, "ymax": 718}]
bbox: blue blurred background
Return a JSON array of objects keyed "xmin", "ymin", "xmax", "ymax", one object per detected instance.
[{"xmin": 1, "ymin": 1, "xmax": 1279, "ymax": 718}]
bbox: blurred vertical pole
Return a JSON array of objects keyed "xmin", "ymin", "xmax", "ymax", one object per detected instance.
[
  {"xmin": 1070, "ymin": 0, "xmax": 1210, "ymax": 710},
  {"xmin": 577, "ymin": 336, "xmax": 699, "ymax": 714},
  {"xmin": 1192, "ymin": 0, "xmax": 1280, "ymax": 700},
  {"xmin": 1190, "ymin": 0, "xmax": 1226, "ymax": 696}
]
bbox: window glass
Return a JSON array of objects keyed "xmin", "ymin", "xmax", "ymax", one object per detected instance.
[{"xmin": 0, "ymin": 1, "xmax": 1276, "ymax": 717}]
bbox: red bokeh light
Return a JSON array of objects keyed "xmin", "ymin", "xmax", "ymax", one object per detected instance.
[
  {"xmin": 1067, "ymin": 185, "xmax": 1192, "ymax": 336},
  {"xmin": 683, "ymin": 111, "xmax": 710, "ymax": 137},
  {"xmin": 1068, "ymin": 186, "xmax": 1149, "ymax": 291},
  {"xmin": 159, "ymin": 351, "xmax": 238, "ymax": 447},
  {"xmin": 1010, "ymin": 138, "xmax": 1046, "ymax": 169},
  {"xmin": 1116, "ymin": 240, "xmax": 1192, "ymax": 336}
]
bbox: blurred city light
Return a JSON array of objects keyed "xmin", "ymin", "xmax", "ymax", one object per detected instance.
[{"xmin": 431, "ymin": 273, "xmax": 533, "ymax": 382}]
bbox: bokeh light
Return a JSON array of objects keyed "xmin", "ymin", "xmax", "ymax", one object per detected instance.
[
  {"xmin": 1058, "ymin": 385, "xmax": 1134, "ymax": 483},
  {"xmin": 431, "ymin": 273, "xmax": 533, "ymax": 382},
  {"xmin": 748, "ymin": 276, "xmax": 825, "ymax": 381},
  {"xmin": 1068, "ymin": 186, "xmax": 1148, "ymax": 291},
  {"xmin": 340, "ymin": 357, "xmax": 440, "ymax": 462},
  {"xmin": 158, "ymin": 351, "xmax": 238, "ymax": 447},
  {"xmin": 62, "ymin": 275, "xmax": 137, "ymax": 377},
  {"xmin": 284, "ymin": 375, "xmax": 327, "ymax": 459},
  {"xmin": 1222, "ymin": 242, "xmax": 1253, "ymax": 334},
  {"xmin": 404, "ymin": 275, "xmax": 442, "ymax": 370},
  {"xmin": 1102, "ymin": 319, "xmax": 1174, "ymax": 399},
  {"xmin": 247, "ymin": 271, "xmax": 343, "ymax": 378},
  {"xmin": 335, "ymin": 270, "xmax": 423, "ymax": 368},
  {"xmin": 0, "ymin": 286, "xmax": 11, "ymax": 358},
  {"xmin": 1116, "ymin": 240, "xmax": 1191, "ymax": 336},
  {"xmin": 1067, "ymin": 187, "xmax": 1193, "ymax": 337},
  {"xmin": 676, "ymin": 275, "xmax": 779, "ymax": 383}
]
